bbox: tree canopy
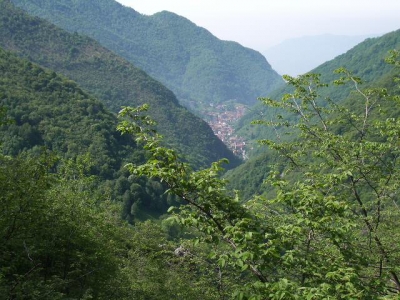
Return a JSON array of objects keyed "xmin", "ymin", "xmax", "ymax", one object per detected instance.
[{"xmin": 118, "ymin": 51, "xmax": 400, "ymax": 299}]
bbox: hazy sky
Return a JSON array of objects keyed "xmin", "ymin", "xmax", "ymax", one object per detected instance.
[{"xmin": 115, "ymin": 0, "xmax": 400, "ymax": 51}]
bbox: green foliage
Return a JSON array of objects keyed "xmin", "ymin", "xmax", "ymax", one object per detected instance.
[
  {"xmin": 10, "ymin": 0, "xmax": 283, "ymax": 111},
  {"xmin": 0, "ymin": 0, "xmax": 241, "ymax": 169},
  {"xmin": 229, "ymin": 31, "xmax": 400, "ymax": 197},
  {"xmin": 0, "ymin": 151, "xmax": 231, "ymax": 299},
  {"xmin": 0, "ymin": 153, "xmax": 124, "ymax": 299},
  {"xmin": 0, "ymin": 43, "xmax": 239, "ymax": 298},
  {"xmin": 0, "ymin": 46, "xmax": 177, "ymax": 220},
  {"xmin": 122, "ymin": 221, "xmax": 239, "ymax": 300},
  {"xmin": 0, "ymin": 47, "xmax": 119, "ymax": 171},
  {"xmin": 0, "ymin": 113, "xmax": 241, "ymax": 300},
  {"xmin": 224, "ymin": 151, "xmax": 276, "ymax": 201},
  {"xmin": 236, "ymin": 29, "xmax": 400, "ymax": 150},
  {"xmin": 119, "ymin": 55, "xmax": 400, "ymax": 298}
]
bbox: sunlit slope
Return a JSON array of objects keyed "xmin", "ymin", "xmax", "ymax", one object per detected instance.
[
  {"xmin": 236, "ymin": 30, "xmax": 400, "ymax": 151},
  {"xmin": 11, "ymin": 0, "xmax": 283, "ymax": 110},
  {"xmin": 227, "ymin": 30, "xmax": 400, "ymax": 198},
  {"xmin": 0, "ymin": 0, "xmax": 241, "ymax": 169}
]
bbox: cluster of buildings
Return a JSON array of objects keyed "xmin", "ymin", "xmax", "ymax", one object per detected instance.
[{"xmin": 206, "ymin": 104, "xmax": 248, "ymax": 160}]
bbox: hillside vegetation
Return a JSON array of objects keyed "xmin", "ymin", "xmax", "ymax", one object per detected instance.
[
  {"xmin": 127, "ymin": 51, "xmax": 400, "ymax": 298},
  {"xmin": 2, "ymin": 0, "xmax": 400, "ymax": 298},
  {"xmin": 0, "ymin": 15, "xmax": 239, "ymax": 298},
  {"xmin": 0, "ymin": 46, "xmax": 185, "ymax": 222},
  {"xmin": 0, "ymin": 0, "xmax": 240, "ymax": 169},
  {"xmin": 0, "ymin": 117, "xmax": 231, "ymax": 300},
  {"xmin": 236, "ymin": 30, "xmax": 400, "ymax": 146},
  {"xmin": 11, "ymin": 0, "xmax": 283, "ymax": 113},
  {"xmin": 229, "ymin": 29, "xmax": 400, "ymax": 198}
]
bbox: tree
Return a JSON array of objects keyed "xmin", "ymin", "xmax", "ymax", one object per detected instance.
[
  {"xmin": 118, "ymin": 50, "xmax": 400, "ymax": 299},
  {"xmin": 0, "ymin": 152, "xmax": 134, "ymax": 299}
]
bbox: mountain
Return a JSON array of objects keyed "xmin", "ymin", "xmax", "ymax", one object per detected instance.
[
  {"xmin": 0, "ymin": 0, "xmax": 241, "ymax": 169},
  {"xmin": 227, "ymin": 29, "xmax": 400, "ymax": 197},
  {"xmin": 0, "ymin": 44, "xmax": 179, "ymax": 222},
  {"xmin": 0, "ymin": 46, "xmax": 127, "ymax": 172},
  {"xmin": 264, "ymin": 34, "xmax": 375, "ymax": 76},
  {"xmin": 238, "ymin": 30, "xmax": 400, "ymax": 147},
  {"xmin": 0, "ymin": 48, "xmax": 231, "ymax": 297},
  {"xmin": 10, "ymin": 0, "xmax": 283, "ymax": 113}
]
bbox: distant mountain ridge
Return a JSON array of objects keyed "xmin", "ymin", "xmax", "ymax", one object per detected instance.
[
  {"xmin": 10, "ymin": 0, "xmax": 283, "ymax": 113},
  {"xmin": 264, "ymin": 34, "xmax": 376, "ymax": 76},
  {"xmin": 0, "ymin": 0, "xmax": 241, "ymax": 169}
]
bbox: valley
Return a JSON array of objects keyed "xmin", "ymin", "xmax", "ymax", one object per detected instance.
[
  {"xmin": 1, "ymin": 0, "xmax": 400, "ymax": 299},
  {"xmin": 205, "ymin": 103, "xmax": 248, "ymax": 159}
]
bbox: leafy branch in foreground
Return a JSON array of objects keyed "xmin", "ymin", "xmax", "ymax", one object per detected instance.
[
  {"xmin": 118, "ymin": 53, "xmax": 400, "ymax": 298},
  {"xmin": 118, "ymin": 106, "xmax": 278, "ymax": 292}
]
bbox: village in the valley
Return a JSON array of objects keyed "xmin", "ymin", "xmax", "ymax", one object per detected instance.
[{"xmin": 205, "ymin": 103, "xmax": 248, "ymax": 160}]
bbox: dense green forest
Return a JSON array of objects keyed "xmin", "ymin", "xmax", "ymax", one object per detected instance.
[
  {"xmin": 0, "ymin": 39, "xmax": 241, "ymax": 300},
  {"xmin": 0, "ymin": 46, "xmax": 181, "ymax": 222},
  {"xmin": 10, "ymin": 0, "xmax": 283, "ymax": 114},
  {"xmin": 0, "ymin": 143, "xmax": 235, "ymax": 299},
  {"xmin": 0, "ymin": 0, "xmax": 240, "ymax": 169},
  {"xmin": 0, "ymin": 3, "xmax": 242, "ymax": 297},
  {"xmin": 1, "ymin": 0, "xmax": 400, "ymax": 298},
  {"xmin": 125, "ymin": 51, "xmax": 400, "ymax": 298}
]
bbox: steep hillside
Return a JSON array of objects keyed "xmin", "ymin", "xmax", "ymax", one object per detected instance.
[
  {"xmin": 0, "ymin": 47, "xmax": 126, "ymax": 173},
  {"xmin": 10, "ymin": 0, "xmax": 283, "ymax": 113},
  {"xmin": 227, "ymin": 30, "xmax": 400, "ymax": 197},
  {"xmin": 0, "ymin": 53, "xmax": 229, "ymax": 297},
  {"xmin": 0, "ymin": 0, "xmax": 240, "ymax": 169},
  {"xmin": 0, "ymin": 45, "xmax": 180, "ymax": 221},
  {"xmin": 237, "ymin": 29, "xmax": 400, "ymax": 149}
]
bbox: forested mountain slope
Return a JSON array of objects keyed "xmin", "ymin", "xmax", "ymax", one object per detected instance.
[
  {"xmin": 10, "ymin": 0, "xmax": 283, "ymax": 112},
  {"xmin": 0, "ymin": 16, "xmax": 239, "ymax": 297},
  {"xmin": 228, "ymin": 29, "xmax": 400, "ymax": 198},
  {"xmin": 0, "ymin": 50, "xmax": 230, "ymax": 297},
  {"xmin": 236, "ymin": 29, "xmax": 400, "ymax": 150},
  {"xmin": 0, "ymin": 0, "xmax": 240, "ymax": 169},
  {"xmin": 0, "ymin": 45, "xmax": 181, "ymax": 221},
  {"xmin": 132, "ymin": 48, "xmax": 400, "ymax": 297},
  {"xmin": 0, "ymin": 47, "xmax": 126, "ymax": 170}
]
